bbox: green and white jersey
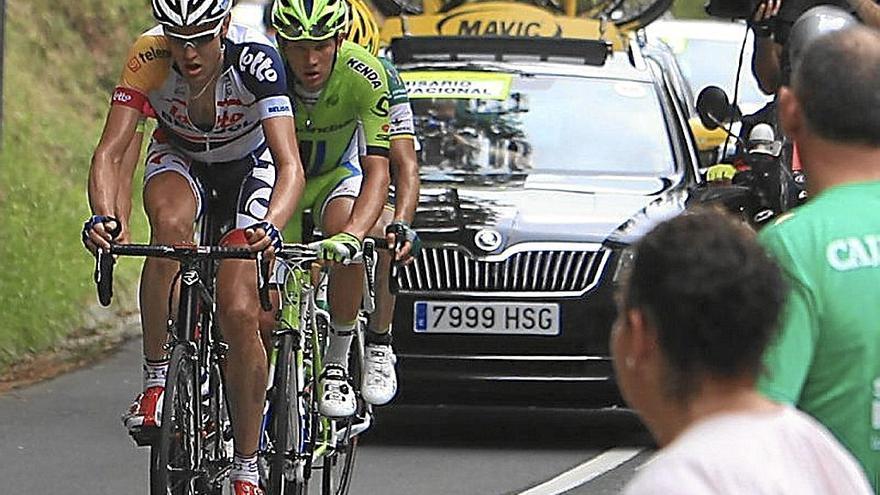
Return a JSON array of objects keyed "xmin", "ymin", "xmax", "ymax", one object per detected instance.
[
  {"xmin": 379, "ymin": 56, "xmax": 415, "ymax": 140},
  {"xmin": 356, "ymin": 56, "xmax": 419, "ymax": 157},
  {"xmin": 758, "ymin": 180, "xmax": 880, "ymax": 491},
  {"xmin": 289, "ymin": 40, "xmax": 391, "ymax": 177}
]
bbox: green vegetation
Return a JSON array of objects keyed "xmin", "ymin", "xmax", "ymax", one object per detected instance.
[{"xmin": 0, "ymin": 0, "xmax": 153, "ymax": 369}]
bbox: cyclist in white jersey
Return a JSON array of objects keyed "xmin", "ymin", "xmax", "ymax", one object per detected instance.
[{"xmin": 82, "ymin": 1, "xmax": 304, "ymax": 492}]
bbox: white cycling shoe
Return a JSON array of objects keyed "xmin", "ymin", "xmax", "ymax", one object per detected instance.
[
  {"xmin": 319, "ymin": 364, "xmax": 357, "ymax": 418},
  {"xmin": 361, "ymin": 344, "xmax": 398, "ymax": 406}
]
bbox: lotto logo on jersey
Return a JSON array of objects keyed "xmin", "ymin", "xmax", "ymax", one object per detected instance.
[
  {"xmin": 112, "ymin": 89, "xmax": 133, "ymax": 104},
  {"xmin": 239, "ymin": 47, "xmax": 278, "ymax": 83}
]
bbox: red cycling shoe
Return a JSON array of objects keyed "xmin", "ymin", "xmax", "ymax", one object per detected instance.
[{"xmin": 122, "ymin": 385, "xmax": 164, "ymax": 431}]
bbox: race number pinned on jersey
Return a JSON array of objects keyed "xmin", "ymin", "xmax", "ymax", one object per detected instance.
[{"xmin": 402, "ymin": 71, "xmax": 513, "ymax": 100}]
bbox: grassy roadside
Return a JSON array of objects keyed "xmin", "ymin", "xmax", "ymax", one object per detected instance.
[{"xmin": 0, "ymin": 0, "xmax": 153, "ymax": 371}]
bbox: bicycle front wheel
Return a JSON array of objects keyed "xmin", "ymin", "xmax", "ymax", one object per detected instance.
[
  {"xmin": 319, "ymin": 348, "xmax": 362, "ymax": 495},
  {"xmin": 151, "ymin": 344, "xmax": 199, "ymax": 495},
  {"xmin": 320, "ymin": 423, "xmax": 359, "ymax": 495},
  {"xmin": 267, "ymin": 332, "xmax": 308, "ymax": 495},
  {"xmin": 201, "ymin": 347, "xmax": 233, "ymax": 494},
  {"xmin": 610, "ymin": 0, "xmax": 672, "ymax": 30}
]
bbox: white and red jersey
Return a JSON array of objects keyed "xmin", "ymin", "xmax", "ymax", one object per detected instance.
[{"xmin": 111, "ymin": 24, "xmax": 293, "ymax": 163}]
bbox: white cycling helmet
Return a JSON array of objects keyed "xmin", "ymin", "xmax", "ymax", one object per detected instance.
[{"xmin": 151, "ymin": 0, "xmax": 233, "ymax": 28}]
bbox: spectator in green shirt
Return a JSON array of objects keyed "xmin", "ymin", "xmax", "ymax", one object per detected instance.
[{"xmin": 758, "ymin": 25, "xmax": 880, "ymax": 491}]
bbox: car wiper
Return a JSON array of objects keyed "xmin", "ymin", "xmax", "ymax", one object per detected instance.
[
  {"xmin": 400, "ymin": 62, "xmax": 528, "ymax": 76},
  {"xmin": 419, "ymin": 170, "xmax": 527, "ymax": 184}
]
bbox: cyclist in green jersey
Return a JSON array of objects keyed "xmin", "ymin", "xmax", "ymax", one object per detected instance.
[
  {"xmin": 345, "ymin": 0, "xmax": 421, "ymax": 407},
  {"xmin": 758, "ymin": 26, "xmax": 880, "ymax": 490},
  {"xmin": 269, "ymin": 0, "xmax": 392, "ymax": 418}
]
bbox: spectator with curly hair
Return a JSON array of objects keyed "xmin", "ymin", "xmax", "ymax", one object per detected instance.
[{"xmin": 614, "ymin": 208, "xmax": 871, "ymax": 494}]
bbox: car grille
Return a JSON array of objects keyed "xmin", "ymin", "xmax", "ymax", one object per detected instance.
[{"xmin": 396, "ymin": 245, "xmax": 611, "ymax": 296}]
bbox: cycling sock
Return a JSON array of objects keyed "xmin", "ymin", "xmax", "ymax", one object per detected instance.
[
  {"xmin": 325, "ymin": 320, "xmax": 356, "ymax": 367},
  {"xmin": 231, "ymin": 451, "xmax": 260, "ymax": 485},
  {"xmin": 144, "ymin": 358, "xmax": 169, "ymax": 389},
  {"xmin": 365, "ymin": 327, "xmax": 393, "ymax": 346}
]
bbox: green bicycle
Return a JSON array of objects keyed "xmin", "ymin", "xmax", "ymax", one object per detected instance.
[{"xmin": 260, "ymin": 239, "xmax": 381, "ymax": 495}]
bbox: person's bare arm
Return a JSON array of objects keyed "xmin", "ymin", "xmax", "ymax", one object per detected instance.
[
  {"xmin": 249, "ymin": 115, "xmax": 306, "ymax": 252},
  {"xmin": 386, "ymin": 138, "xmax": 421, "ymax": 261},
  {"xmin": 115, "ymin": 122, "xmax": 145, "ymax": 244},
  {"xmin": 87, "ymin": 105, "xmax": 141, "ymax": 249},
  {"xmin": 753, "ymin": 38, "xmax": 783, "ymax": 94},
  {"xmin": 390, "ymin": 139, "xmax": 419, "ymax": 224},
  {"xmin": 751, "ymin": 0, "xmax": 783, "ymax": 95},
  {"xmin": 344, "ymin": 155, "xmax": 391, "ymax": 240}
]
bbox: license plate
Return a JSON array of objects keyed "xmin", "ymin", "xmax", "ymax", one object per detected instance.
[{"xmin": 413, "ymin": 301, "xmax": 560, "ymax": 335}]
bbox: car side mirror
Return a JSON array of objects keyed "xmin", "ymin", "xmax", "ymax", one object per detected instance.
[{"xmin": 696, "ymin": 86, "xmax": 734, "ymax": 130}]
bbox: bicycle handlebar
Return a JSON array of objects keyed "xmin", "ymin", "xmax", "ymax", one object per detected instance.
[
  {"xmin": 93, "ymin": 243, "xmax": 272, "ymax": 310},
  {"xmin": 274, "ymin": 238, "xmax": 389, "ymax": 314},
  {"xmin": 275, "ymin": 237, "xmax": 389, "ymax": 262},
  {"xmin": 107, "ymin": 244, "xmax": 260, "ymax": 259}
]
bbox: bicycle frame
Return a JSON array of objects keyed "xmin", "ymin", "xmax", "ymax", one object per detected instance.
[
  {"xmin": 261, "ymin": 239, "xmax": 381, "ymax": 492},
  {"xmin": 94, "ymin": 238, "xmax": 270, "ymax": 493}
]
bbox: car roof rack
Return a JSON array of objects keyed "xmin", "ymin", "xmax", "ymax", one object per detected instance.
[{"xmin": 390, "ymin": 36, "xmax": 612, "ymax": 66}]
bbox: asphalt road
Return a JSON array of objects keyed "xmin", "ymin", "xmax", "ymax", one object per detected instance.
[{"xmin": 0, "ymin": 339, "xmax": 654, "ymax": 494}]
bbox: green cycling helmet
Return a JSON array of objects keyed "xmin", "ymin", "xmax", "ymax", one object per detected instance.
[{"xmin": 272, "ymin": 0, "xmax": 350, "ymax": 42}]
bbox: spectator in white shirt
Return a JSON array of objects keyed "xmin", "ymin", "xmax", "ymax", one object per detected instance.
[{"xmin": 612, "ymin": 209, "xmax": 872, "ymax": 495}]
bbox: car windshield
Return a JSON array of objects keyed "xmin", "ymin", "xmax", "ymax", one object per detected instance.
[
  {"xmin": 671, "ymin": 38, "xmax": 770, "ymax": 114},
  {"xmin": 405, "ymin": 72, "xmax": 676, "ymax": 177}
]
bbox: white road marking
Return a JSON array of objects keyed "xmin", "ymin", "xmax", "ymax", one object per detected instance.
[
  {"xmin": 517, "ymin": 447, "xmax": 644, "ymax": 495},
  {"xmin": 634, "ymin": 451, "xmax": 661, "ymax": 471}
]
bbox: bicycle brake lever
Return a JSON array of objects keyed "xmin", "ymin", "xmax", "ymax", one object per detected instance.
[
  {"xmin": 256, "ymin": 251, "xmax": 273, "ymax": 312},
  {"xmin": 95, "ymin": 249, "xmax": 115, "ymax": 307}
]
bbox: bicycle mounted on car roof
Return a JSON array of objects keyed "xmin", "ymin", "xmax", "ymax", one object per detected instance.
[{"xmin": 374, "ymin": 0, "xmax": 674, "ymax": 44}]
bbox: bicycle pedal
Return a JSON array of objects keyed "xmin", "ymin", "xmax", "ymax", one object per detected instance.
[
  {"xmin": 129, "ymin": 426, "xmax": 159, "ymax": 447},
  {"xmin": 346, "ymin": 412, "xmax": 372, "ymax": 439}
]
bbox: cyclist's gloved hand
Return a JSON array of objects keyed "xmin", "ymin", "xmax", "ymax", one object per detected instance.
[
  {"xmin": 318, "ymin": 232, "xmax": 361, "ymax": 264},
  {"xmin": 246, "ymin": 221, "xmax": 283, "ymax": 253},
  {"xmin": 707, "ymin": 164, "xmax": 737, "ymax": 184},
  {"xmin": 386, "ymin": 221, "xmax": 421, "ymax": 265},
  {"xmin": 82, "ymin": 215, "xmax": 121, "ymax": 253}
]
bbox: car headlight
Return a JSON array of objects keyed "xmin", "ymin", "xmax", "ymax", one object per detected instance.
[
  {"xmin": 612, "ymin": 246, "xmax": 636, "ymax": 285},
  {"xmin": 605, "ymin": 190, "xmax": 688, "ymax": 286},
  {"xmin": 606, "ymin": 189, "xmax": 688, "ymax": 245}
]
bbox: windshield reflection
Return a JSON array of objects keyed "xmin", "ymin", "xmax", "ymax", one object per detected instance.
[{"xmin": 409, "ymin": 75, "xmax": 676, "ymax": 176}]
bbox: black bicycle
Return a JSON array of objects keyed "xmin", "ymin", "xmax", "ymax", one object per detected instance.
[{"xmin": 94, "ymin": 239, "xmax": 272, "ymax": 494}]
